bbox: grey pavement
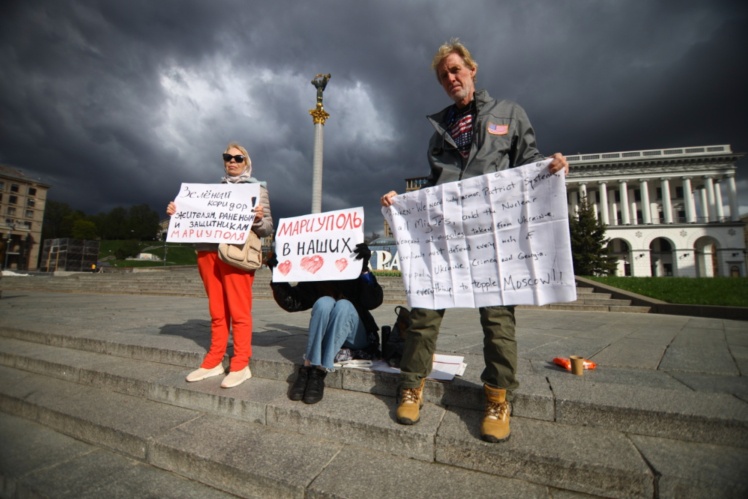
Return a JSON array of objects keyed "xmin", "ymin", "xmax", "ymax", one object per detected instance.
[
  {"xmin": 0, "ymin": 290, "xmax": 748, "ymax": 382},
  {"xmin": 1, "ymin": 288, "xmax": 747, "ymax": 498},
  {"xmin": 1, "ymin": 289, "xmax": 746, "ymax": 396}
]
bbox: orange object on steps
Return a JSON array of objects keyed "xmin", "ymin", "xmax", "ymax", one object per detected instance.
[{"xmin": 553, "ymin": 357, "xmax": 597, "ymax": 371}]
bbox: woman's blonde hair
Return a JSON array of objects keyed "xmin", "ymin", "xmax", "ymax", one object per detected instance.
[{"xmin": 431, "ymin": 37, "xmax": 478, "ymax": 83}]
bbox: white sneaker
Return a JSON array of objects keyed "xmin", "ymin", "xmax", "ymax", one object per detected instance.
[
  {"xmin": 221, "ymin": 366, "xmax": 252, "ymax": 388},
  {"xmin": 185, "ymin": 364, "xmax": 225, "ymax": 382}
]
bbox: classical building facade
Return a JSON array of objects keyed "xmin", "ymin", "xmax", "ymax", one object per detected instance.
[
  {"xmin": 0, "ymin": 165, "xmax": 50, "ymax": 271},
  {"xmin": 383, "ymin": 144, "xmax": 746, "ymax": 278},
  {"xmin": 565, "ymin": 144, "xmax": 745, "ymax": 277}
]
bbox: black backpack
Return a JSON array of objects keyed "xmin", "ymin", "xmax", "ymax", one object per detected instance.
[{"xmin": 381, "ymin": 305, "xmax": 411, "ymax": 368}]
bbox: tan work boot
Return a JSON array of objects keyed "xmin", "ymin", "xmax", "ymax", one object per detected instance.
[
  {"xmin": 481, "ymin": 385, "xmax": 511, "ymax": 442},
  {"xmin": 396, "ymin": 379, "xmax": 425, "ymax": 425}
]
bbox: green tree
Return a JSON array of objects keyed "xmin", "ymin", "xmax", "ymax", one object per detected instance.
[
  {"xmin": 104, "ymin": 207, "xmax": 128, "ymax": 240},
  {"xmin": 128, "ymin": 204, "xmax": 160, "ymax": 240},
  {"xmin": 71, "ymin": 219, "xmax": 98, "ymax": 240},
  {"xmin": 114, "ymin": 240, "xmax": 141, "ymax": 260},
  {"xmin": 89, "ymin": 212, "xmax": 108, "ymax": 239},
  {"xmin": 569, "ymin": 197, "xmax": 618, "ymax": 276},
  {"xmin": 42, "ymin": 201, "xmax": 87, "ymax": 240}
]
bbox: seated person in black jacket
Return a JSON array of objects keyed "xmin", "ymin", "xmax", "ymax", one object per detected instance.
[{"xmin": 268, "ymin": 243, "xmax": 383, "ymax": 404}]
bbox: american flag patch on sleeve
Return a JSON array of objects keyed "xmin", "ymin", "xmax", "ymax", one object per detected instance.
[{"xmin": 487, "ymin": 123, "xmax": 509, "ymax": 135}]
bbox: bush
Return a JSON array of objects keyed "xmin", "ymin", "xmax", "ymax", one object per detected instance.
[{"xmin": 114, "ymin": 240, "xmax": 142, "ymax": 260}]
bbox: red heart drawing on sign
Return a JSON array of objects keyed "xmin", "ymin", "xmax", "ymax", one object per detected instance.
[
  {"xmin": 300, "ymin": 255, "xmax": 324, "ymax": 274},
  {"xmin": 335, "ymin": 258, "xmax": 348, "ymax": 272},
  {"xmin": 277, "ymin": 260, "xmax": 292, "ymax": 275}
]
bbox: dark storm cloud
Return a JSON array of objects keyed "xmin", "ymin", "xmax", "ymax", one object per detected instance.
[{"xmin": 1, "ymin": 0, "xmax": 747, "ymax": 238}]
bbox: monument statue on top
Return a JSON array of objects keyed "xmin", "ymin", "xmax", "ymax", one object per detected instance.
[{"xmin": 312, "ymin": 73, "xmax": 331, "ymax": 107}]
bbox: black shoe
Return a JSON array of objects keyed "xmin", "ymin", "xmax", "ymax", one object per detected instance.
[
  {"xmin": 303, "ymin": 368, "xmax": 327, "ymax": 404},
  {"xmin": 289, "ymin": 366, "xmax": 310, "ymax": 401}
]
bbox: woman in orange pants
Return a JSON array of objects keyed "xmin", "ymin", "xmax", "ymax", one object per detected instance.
[{"xmin": 167, "ymin": 142, "xmax": 273, "ymax": 388}]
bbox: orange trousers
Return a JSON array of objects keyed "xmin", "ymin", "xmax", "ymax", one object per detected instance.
[{"xmin": 197, "ymin": 251, "xmax": 255, "ymax": 372}]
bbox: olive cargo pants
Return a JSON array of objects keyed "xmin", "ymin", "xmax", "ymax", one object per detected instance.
[{"xmin": 399, "ymin": 305, "xmax": 518, "ymax": 400}]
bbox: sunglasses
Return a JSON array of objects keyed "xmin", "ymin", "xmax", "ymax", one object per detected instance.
[{"xmin": 222, "ymin": 154, "xmax": 245, "ymax": 163}]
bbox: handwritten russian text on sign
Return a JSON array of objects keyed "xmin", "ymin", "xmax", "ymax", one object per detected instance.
[
  {"xmin": 273, "ymin": 207, "xmax": 365, "ymax": 282},
  {"xmin": 167, "ymin": 183, "xmax": 260, "ymax": 244},
  {"xmin": 382, "ymin": 160, "xmax": 576, "ymax": 309}
]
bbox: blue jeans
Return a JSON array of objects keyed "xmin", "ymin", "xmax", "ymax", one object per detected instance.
[{"xmin": 306, "ymin": 297, "xmax": 368, "ymax": 370}]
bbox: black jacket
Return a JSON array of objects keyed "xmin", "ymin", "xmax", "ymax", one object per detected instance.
[{"xmin": 270, "ymin": 273, "xmax": 384, "ymax": 355}]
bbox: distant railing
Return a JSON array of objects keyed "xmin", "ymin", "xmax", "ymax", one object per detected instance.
[
  {"xmin": 567, "ymin": 145, "xmax": 731, "ymax": 163},
  {"xmin": 607, "ymin": 216, "xmax": 736, "ymax": 226}
]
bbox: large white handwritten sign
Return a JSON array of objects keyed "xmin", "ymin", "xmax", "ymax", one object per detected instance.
[
  {"xmin": 273, "ymin": 207, "xmax": 365, "ymax": 282},
  {"xmin": 167, "ymin": 183, "xmax": 260, "ymax": 243},
  {"xmin": 382, "ymin": 160, "xmax": 576, "ymax": 309}
]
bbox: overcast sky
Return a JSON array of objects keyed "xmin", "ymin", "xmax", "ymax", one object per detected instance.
[{"xmin": 2, "ymin": 0, "xmax": 747, "ymax": 237}]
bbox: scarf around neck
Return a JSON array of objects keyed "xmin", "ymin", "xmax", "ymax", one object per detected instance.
[{"xmin": 221, "ymin": 165, "xmax": 254, "ymax": 184}]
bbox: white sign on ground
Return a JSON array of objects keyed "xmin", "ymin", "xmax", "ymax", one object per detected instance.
[
  {"xmin": 167, "ymin": 183, "xmax": 260, "ymax": 244},
  {"xmin": 273, "ymin": 207, "xmax": 365, "ymax": 282},
  {"xmin": 382, "ymin": 159, "xmax": 576, "ymax": 309}
]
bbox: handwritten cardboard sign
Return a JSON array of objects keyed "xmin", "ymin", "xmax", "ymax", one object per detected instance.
[
  {"xmin": 382, "ymin": 160, "xmax": 576, "ymax": 309},
  {"xmin": 273, "ymin": 207, "xmax": 365, "ymax": 282},
  {"xmin": 167, "ymin": 183, "xmax": 260, "ymax": 243}
]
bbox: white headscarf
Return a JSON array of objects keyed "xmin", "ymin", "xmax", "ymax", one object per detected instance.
[{"xmin": 221, "ymin": 154, "xmax": 253, "ymax": 183}]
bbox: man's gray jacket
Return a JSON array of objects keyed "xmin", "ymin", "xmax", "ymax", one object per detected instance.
[{"xmin": 425, "ymin": 89, "xmax": 545, "ymax": 187}]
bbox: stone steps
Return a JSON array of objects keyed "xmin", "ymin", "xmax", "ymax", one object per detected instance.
[
  {"xmin": 0, "ymin": 340, "xmax": 650, "ymax": 498},
  {"xmin": 1, "ymin": 268, "xmax": 651, "ymax": 312},
  {"xmin": 1, "ymin": 324, "xmax": 747, "ymax": 498}
]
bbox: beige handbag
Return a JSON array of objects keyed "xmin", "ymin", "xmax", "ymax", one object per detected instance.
[{"xmin": 217, "ymin": 230, "xmax": 262, "ymax": 271}]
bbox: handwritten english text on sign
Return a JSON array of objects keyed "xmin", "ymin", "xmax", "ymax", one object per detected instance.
[
  {"xmin": 273, "ymin": 207, "xmax": 365, "ymax": 283},
  {"xmin": 382, "ymin": 160, "xmax": 576, "ymax": 309},
  {"xmin": 166, "ymin": 183, "xmax": 261, "ymax": 244}
]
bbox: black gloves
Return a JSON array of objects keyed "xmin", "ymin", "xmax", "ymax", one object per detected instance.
[
  {"xmin": 266, "ymin": 255, "xmax": 278, "ymax": 270},
  {"xmin": 354, "ymin": 243, "xmax": 371, "ymax": 271}
]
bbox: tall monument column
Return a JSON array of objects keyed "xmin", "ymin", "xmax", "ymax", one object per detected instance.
[{"xmin": 309, "ymin": 73, "xmax": 331, "ymax": 214}]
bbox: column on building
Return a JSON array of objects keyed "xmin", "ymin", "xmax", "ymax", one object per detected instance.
[
  {"xmin": 577, "ymin": 183, "xmax": 587, "ymax": 216},
  {"xmin": 714, "ymin": 179, "xmax": 724, "ymax": 221},
  {"xmin": 699, "ymin": 187, "xmax": 709, "ymax": 223},
  {"xmin": 640, "ymin": 179, "xmax": 652, "ymax": 224},
  {"xmin": 682, "ymin": 177, "xmax": 696, "ymax": 223},
  {"xmin": 569, "ymin": 189, "xmax": 579, "ymax": 216},
  {"xmin": 598, "ymin": 181, "xmax": 609, "ymax": 225},
  {"xmin": 726, "ymin": 173, "xmax": 740, "ymax": 222},
  {"xmin": 704, "ymin": 176, "xmax": 716, "ymax": 222},
  {"xmin": 628, "ymin": 186, "xmax": 638, "ymax": 225},
  {"xmin": 589, "ymin": 190, "xmax": 599, "ymax": 219},
  {"xmin": 619, "ymin": 180, "xmax": 630, "ymax": 224},
  {"xmin": 660, "ymin": 178, "xmax": 673, "ymax": 224}
]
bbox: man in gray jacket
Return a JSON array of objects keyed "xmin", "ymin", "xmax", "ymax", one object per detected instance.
[{"xmin": 381, "ymin": 38, "xmax": 569, "ymax": 442}]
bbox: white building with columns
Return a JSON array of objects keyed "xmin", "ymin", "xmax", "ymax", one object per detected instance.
[{"xmin": 566, "ymin": 144, "xmax": 745, "ymax": 278}]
